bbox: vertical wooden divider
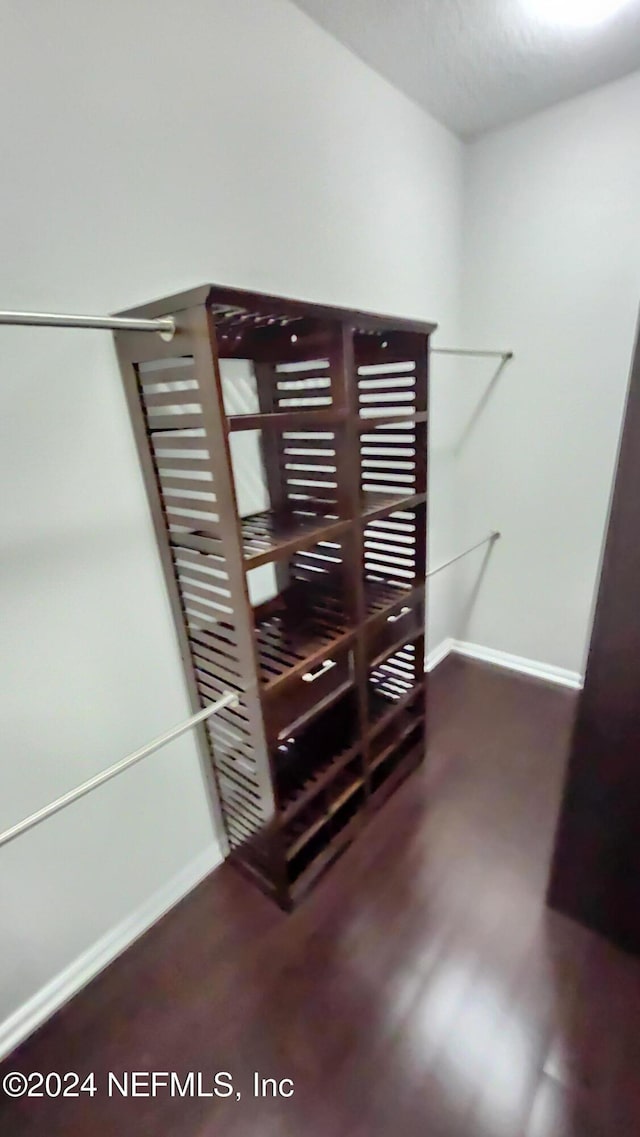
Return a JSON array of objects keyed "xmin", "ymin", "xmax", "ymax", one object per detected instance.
[
  {"xmin": 196, "ymin": 305, "xmax": 290, "ymax": 906},
  {"xmin": 413, "ymin": 338, "xmax": 429, "ymax": 703},
  {"xmin": 255, "ymin": 361, "xmax": 290, "ymax": 597},
  {"xmin": 332, "ymin": 326, "xmax": 371, "ymax": 804}
]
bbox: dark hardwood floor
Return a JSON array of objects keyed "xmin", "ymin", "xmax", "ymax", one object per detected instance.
[{"xmin": 2, "ymin": 656, "xmax": 640, "ymax": 1136}]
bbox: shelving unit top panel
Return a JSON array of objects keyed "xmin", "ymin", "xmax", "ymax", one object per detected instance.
[{"xmin": 116, "ymin": 283, "xmax": 437, "ymax": 338}]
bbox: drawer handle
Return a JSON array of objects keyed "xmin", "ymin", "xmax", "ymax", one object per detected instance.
[
  {"xmin": 302, "ymin": 659, "xmax": 337, "ymax": 683},
  {"xmin": 387, "ymin": 606, "xmax": 411, "ymax": 623}
]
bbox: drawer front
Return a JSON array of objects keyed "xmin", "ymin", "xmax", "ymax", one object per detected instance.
[
  {"xmin": 367, "ymin": 596, "xmax": 423, "ymax": 663},
  {"xmin": 266, "ymin": 649, "xmax": 352, "ymax": 741}
]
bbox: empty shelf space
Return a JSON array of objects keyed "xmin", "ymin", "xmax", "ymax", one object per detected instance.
[
  {"xmin": 255, "ymin": 583, "xmax": 353, "ymax": 691},
  {"xmin": 361, "ymin": 490, "xmax": 427, "ymax": 523},
  {"xmin": 369, "ymin": 713, "xmax": 424, "ymax": 773},
  {"xmin": 278, "ymin": 743, "xmax": 360, "ymax": 823},
  {"xmin": 285, "ymin": 801, "xmax": 329, "ymax": 862},
  {"xmin": 241, "ymin": 509, "xmax": 350, "ymax": 568},
  {"xmin": 286, "ymin": 782, "xmax": 365, "ymax": 883},
  {"xmin": 369, "ymin": 622, "xmax": 423, "ymax": 673},
  {"xmin": 368, "ymin": 682, "xmax": 424, "ymax": 737},
  {"xmin": 370, "ymin": 735, "xmax": 423, "ymax": 811},
  {"xmin": 368, "ymin": 641, "xmax": 424, "ymax": 736},
  {"xmin": 269, "ymin": 673, "xmax": 355, "ymax": 743},
  {"xmin": 289, "ymin": 810, "xmax": 362, "ymax": 902},
  {"xmin": 284, "ymin": 766, "xmax": 364, "ymax": 863},
  {"xmin": 275, "ymin": 692, "xmax": 360, "ymax": 818},
  {"xmin": 364, "ymin": 578, "xmax": 415, "ymax": 618}
]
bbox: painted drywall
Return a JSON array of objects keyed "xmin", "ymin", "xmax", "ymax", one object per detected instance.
[
  {"xmin": 0, "ymin": 0, "xmax": 463, "ymax": 1047},
  {"xmin": 457, "ymin": 71, "xmax": 640, "ymax": 674}
]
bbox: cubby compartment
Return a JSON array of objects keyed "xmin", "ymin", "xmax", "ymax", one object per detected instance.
[
  {"xmin": 215, "ymin": 311, "xmax": 340, "ymax": 423},
  {"xmin": 368, "ymin": 640, "xmax": 423, "ymax": 734},
  {"xmin": 229, "ymin": 419, "xmax": 352, "ymax": 570},
  {"xmin": 366, "ymin": 594, "xmax": 424, "ymax": 665},
  {"xmin": 363, "ymin": 504, "xmax": 423, "ymax": 614},
  {"xmin": 117, "ymin": 284, "xmax": 432, "ymax": 909},
  {"xmin": 356, "ymin": 333, "xmax": 427, "ymax": 520},
  {"xmin": 370, "ymin": 722, "xmax": 425, "ymax": 808},
  {"xmin": 248, "ymin": 535, "xmax": 355, "ymax": 693},
  {"xmin": 266, "ymin": 646, "xmax": 354, "ymax": 742},
  {"xmin": 274, "ymin": 692, "xmax": 360, "ymax": 820},
  {"xmin": 369, "ymin": 704, "xmax": 424, "ymax": 770},
  {"xmin": 287, "ymin": 786, "xmax": 366, "ymax": 894}
]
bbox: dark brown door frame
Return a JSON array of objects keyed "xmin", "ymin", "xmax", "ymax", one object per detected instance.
[{"xmin": 548, "ymin": 313, "xmax": 640, "ymax": 954}]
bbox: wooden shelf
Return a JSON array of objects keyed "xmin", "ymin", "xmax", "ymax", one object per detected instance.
[
  {"xmin": 357, "ymin": 412, "xmax": 428, "ymax": 432},
  {"xmin": 279, "ymin": 743, "xmax": 360, "ymax": 824},
  {"xmin": 273, "ymin": 677, "xmax": 355, "ymax": 742},
  {"xmin": 289, "ymin": 812, "xmax": 362, "ymax": 902},
  {"xmin": 368, "ymin": 678, "xmax": 425, "ymax": 739},
  {"xmin": 286, "ymin": 808, "xmax": 329, "ymax": 862},
  {"xmin": 285, "ymin": 775, "xmax": 363, "ymax": 861},
  {"xmin": 369, "ymin": 716, "xmax": 423, "ymax": 772},
  {"xmin": 227, "ymin": 409, "xmax": 347, "ymax": 432},
  {"xmin": 370, "ymin": 741, "xmax": 423, "ymax": 812},
  {"xmin": 255, "ymin": 579, "xmax": 353, "ymax": 692},
  {"xmin": 369, "ymin": 624, "xmax": 423, "ymax": 673},
  {"xmin": 362, "ymin": 490, "xmax": 427, "ymax": 523},
  {"xmin": 364, "ymin": 579, "xmax": 419, "ymax": 622},
  {"xmin": 241, "ymin": 509, "xmax": 351, "ymax": 568}
]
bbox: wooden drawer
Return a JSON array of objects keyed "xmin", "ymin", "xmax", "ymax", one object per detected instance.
[
  {"xmin": 266, "ymin": 647, "xmax": 353, "ymax": 741},
  {"xmin": 367, "ymin": 596, "xmax": 423, "ymax": 664}
]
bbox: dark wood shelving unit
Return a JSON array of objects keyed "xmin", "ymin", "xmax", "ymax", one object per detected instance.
[{"xmin": 115, "ymin": 283, "xmax": 433, "ymax": 909}]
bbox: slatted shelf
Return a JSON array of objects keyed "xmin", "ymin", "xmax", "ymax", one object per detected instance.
[
  {"xmin": 362, "ymin": 490, "xmax": 427, "ymax": 522},
  {"xmin": 277, "ymin": 677, "xmax": 357, "ymax": 744},
  {"xmin": 241, "ymin": 509, "xmax": 350, "ymax": 568},
  {"xmin": 370, "ymin": 713, "xmax": 424, "ymax": 773},
  {"xmin": 370, "ymin": 738, "xmax": 424, "ymax": 811},
  {"xmin": 357, "ymin": 411, "xmax": 428, "ymax": 431},
  {"xmin": 255, "ymin": 581, "xmax": 353, "ymax": 691},
  {"xmin": 363, "ymin": 579, "xmax": 421, "ymax": 622},
  {"xmin": 228, "ymin": 409, "xmax": 347, "ymax": 432},
  {"xmin": 278, "ymin": 743, "xmax": 360, "ymax": 823},
  {"xmin": 289, "ymin": 810, "xmax": 362, "ymax": 902},
  {"xmin": 285, "ymin": 766, "xmax": 365, "ymax": 862},
  {"xmin": 285, "ymin": 802, "xmax": 330, "ymax": 862},
  {"xmin": 368, "ymin": 642, "xmax": 424, "ymax": 738},
  {"xmin": 369, "ymin": 623, "xmax": 423, "ymax": 673},
  {"xmin": 275, "ymin": 691, "xmax": 359, "ymax": 820}
]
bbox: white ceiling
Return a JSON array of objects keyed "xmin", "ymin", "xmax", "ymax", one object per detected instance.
[{"xmin": 292, "ymin": 0, "xmax": 640, "ymax": 137}]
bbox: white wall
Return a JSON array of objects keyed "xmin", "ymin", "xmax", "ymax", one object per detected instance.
[
  {"xmin": 457, "ymin": 71, "xmax": 640, "ymax": 675},
  {"xmin": 0, "ymin": 0, "xmax": 463, "ymax": 1051}
]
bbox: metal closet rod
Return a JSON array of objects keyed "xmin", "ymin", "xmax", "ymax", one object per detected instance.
[
  {"xmin": 0, "ymin": 312, "xmax": 512, "ymax": 359},
  {"xmin": 0, "ymin": 691, "xmax": 238, "ymax": 851},
  {"xmin": 0, "ymin": 309, "xmax": 175, "ymax": 338},
  {"xmin": 427, "ymin": 530, "xmax": 500, "ymax": 578},
  {"xmin": 431, "ymin": 347, "xmax": 513, "ymax": 361}
]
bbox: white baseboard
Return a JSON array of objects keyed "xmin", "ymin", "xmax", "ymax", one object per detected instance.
[
  {"xmin": 426, "ymin": 637, "xmax": 454, "ymax": 671},
  {"xmin": 426, "ymin": 637, "xmax": 583, "ymax": 690},
  {"xmin": 0, "ymin": 844, "xmax": 223, "ymax": 1062}
]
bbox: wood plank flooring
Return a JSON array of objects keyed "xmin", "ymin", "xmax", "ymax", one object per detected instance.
[{"xmin": 2, "ymin": 656, "xmax": 639, "ymax": 1136}]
